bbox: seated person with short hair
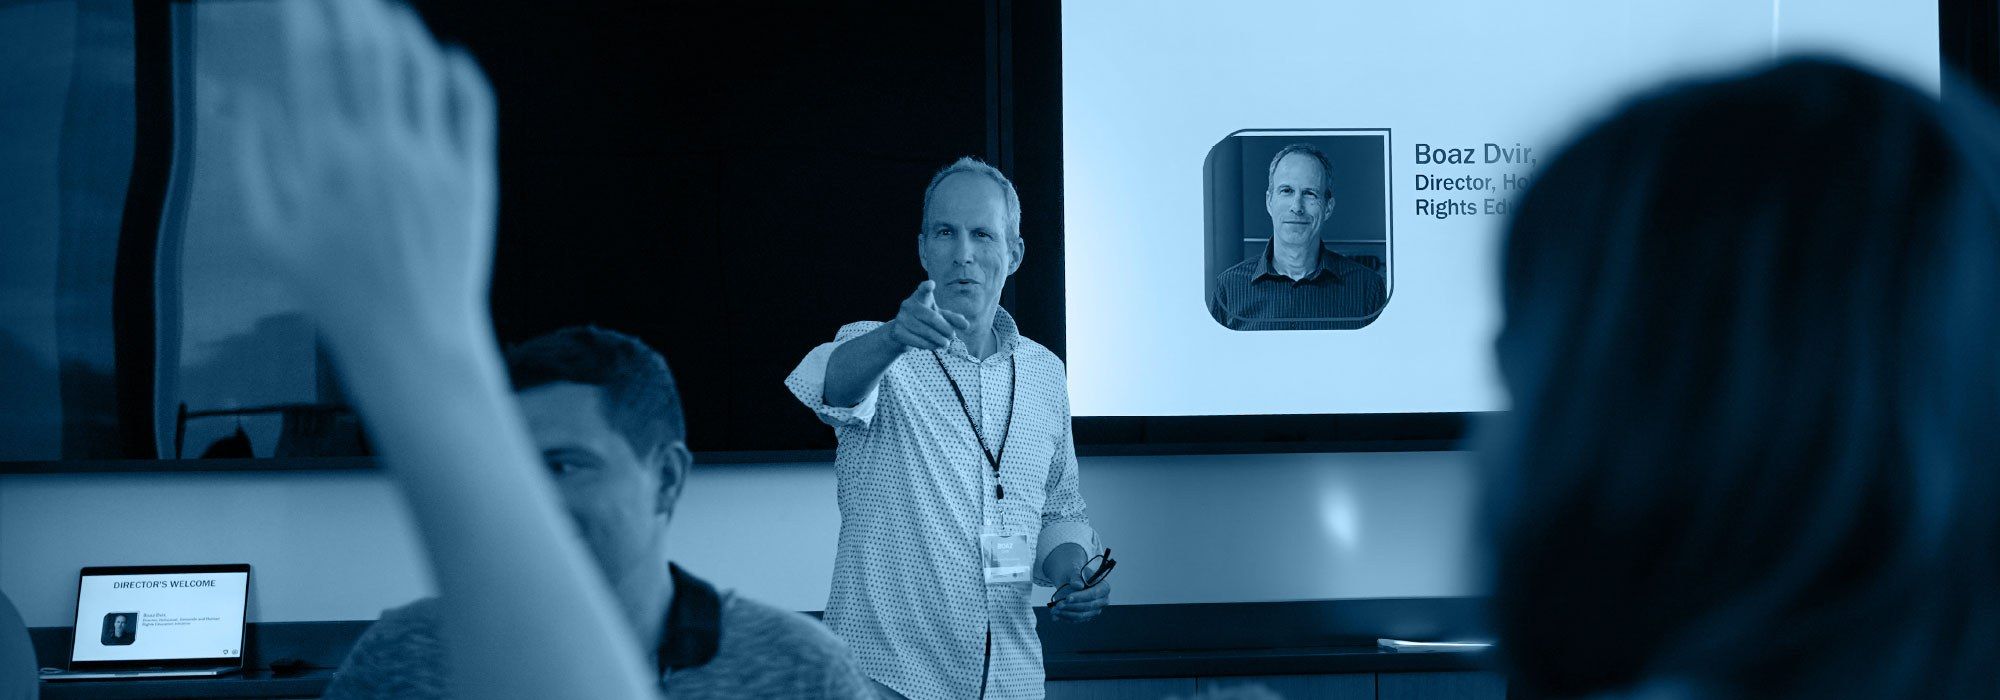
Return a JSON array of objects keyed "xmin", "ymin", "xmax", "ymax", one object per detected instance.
[{"xmin": 323, "ymin": 326, "xmax": 873, "ymax": 699}]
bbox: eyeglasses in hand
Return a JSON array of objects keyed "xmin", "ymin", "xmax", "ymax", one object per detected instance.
[{"xmin": 1048, "ymin": 548, "xmax": 1115, "ymax": 607}]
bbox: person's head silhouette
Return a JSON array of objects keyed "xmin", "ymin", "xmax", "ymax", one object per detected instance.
[{"xmin": 1486, "ymin": 58, "xmax": 2000, "ymax": 699}]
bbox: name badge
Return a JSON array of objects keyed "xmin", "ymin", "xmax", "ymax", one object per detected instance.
[{"xmin": 981, "ymin": 531, "xmax": 1033, "ymax": 584}]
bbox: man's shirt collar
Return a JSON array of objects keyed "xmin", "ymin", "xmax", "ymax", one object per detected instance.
[
  {"xmin": 660, "ymin": 563, "xmax": 722, "ymax": 675},
  {"xmin": 943, "ymin": 306, "xmax": 1023, "ymax": 360},
  {"xmin": 1251, "ymin": 240, "xmax": 1345, "ymax": 285}
]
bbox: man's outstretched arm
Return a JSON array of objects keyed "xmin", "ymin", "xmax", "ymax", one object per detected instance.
[{"xmin": 824, "ymin": 281, "xmax": 970, "ymax": 406}]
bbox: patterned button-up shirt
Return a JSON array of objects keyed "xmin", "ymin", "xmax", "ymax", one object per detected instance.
[
  {"xmin": 786, "ymin": 307, "xmax": 1100, "ymax": 700},
  {"xmin": 1209, "ymin": 241, "xmax": 1387, "ymax": 330}
]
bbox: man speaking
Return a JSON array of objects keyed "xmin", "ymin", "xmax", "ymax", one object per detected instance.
[
  {"xmin": 787, "ymin": 157, "xmax": 1110, "ymax": 699},
  {"xmin": 1209, "ymin": 143, "xmax": 1387, "ymax": 330}
]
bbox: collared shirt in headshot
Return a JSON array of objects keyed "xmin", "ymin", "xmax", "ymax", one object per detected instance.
[
  {"xmin": 1210, "ymin": 240, "xmax": 1386, "ymax": 330},
  {"xmin": 1210, "ymin": 142, "xmax": 1388, "ymax": 330}
]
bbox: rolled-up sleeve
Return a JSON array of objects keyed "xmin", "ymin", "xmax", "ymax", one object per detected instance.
[
  {"xmin": 785, "ymin": 322, "xmax": 888, "ymax": 429},
  {"xmin": 1034, "ymin": 396, "xmax": 1101, "ymax": 587}
]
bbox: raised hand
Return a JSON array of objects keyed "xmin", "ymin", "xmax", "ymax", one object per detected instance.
[
  {"xmin": 889, "ymin": 281, "xmax": 973, "ymax": 350},
  {"xmin": 228, "ymin": 0, "xmax": 496, "ymax": 343},
  {"xmin": 215, "ymin": 4, "xmax": 658, "ymax": 697}
]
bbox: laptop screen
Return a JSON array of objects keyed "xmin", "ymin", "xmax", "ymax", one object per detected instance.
[{"xmin": 68, "ymin": 565, "xmax": 250, "ymax": 668}]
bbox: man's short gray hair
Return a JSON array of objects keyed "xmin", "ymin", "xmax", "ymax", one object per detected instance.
[
  {"xmin": 921, "ymin": 156, "xmax": 1023, "ymax": 241},
  {"xmin": 1266, "ymin": 143, "xmax": 1335, "ymax": 197}
]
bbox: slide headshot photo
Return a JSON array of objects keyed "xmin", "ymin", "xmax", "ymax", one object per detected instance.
[
  {"xmin": 1204, "ymin": 129, "xmax": 1392, "ymax": 331},
  {"xmin": 101, "ymin": 612, "xmax": 137, "ymax": 646}
]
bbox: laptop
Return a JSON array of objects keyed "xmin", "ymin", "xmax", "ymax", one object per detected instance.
[{"xmin": 39, "ymin": 564, "xmax": 251, "ymax": 681}]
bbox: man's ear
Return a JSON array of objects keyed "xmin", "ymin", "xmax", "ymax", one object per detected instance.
[
  {"xmin": 654, "ymin": 439, "xmax": 692, "ymax": 519},
  {"xmin": 1008, "ymin": 234, "xmax": 1026, "ymax": 276}
]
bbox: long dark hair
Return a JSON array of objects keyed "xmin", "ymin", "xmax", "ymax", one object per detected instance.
[{"xmin": 1484, "ymin": 58, "xmax": 2000, "ymax": 699}]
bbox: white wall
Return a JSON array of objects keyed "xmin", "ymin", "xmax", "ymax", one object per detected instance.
[
  {"xmin": 0, "ymin": 451, "xmax": 1481, "ymax": 628},
  {"xmin": 0, "ymin": 470, "xmax": 430, "ymax": 627}
]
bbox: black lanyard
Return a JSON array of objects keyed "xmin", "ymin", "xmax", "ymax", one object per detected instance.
[{"xmin": 931, "ymin": 349, "xmax": 1016, "ymax": 501}]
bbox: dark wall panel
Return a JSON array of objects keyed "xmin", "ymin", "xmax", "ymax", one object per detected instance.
[{"xmin": 415, "ymin": 2, "xmax": 990, "ymax": 454}]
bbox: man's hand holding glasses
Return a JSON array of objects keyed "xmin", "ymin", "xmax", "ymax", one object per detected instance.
[{"xmin": 1047, "ymin": 548, "xmax": 1114, "ymax": 623}]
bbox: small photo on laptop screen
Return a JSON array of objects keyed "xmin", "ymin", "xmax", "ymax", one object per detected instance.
[{"xmin": 69, "ymin": 566, "xmax": 249, "ymax": 665}]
